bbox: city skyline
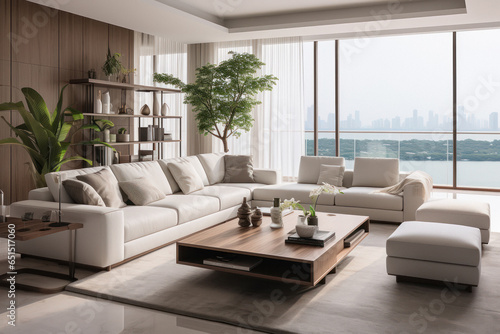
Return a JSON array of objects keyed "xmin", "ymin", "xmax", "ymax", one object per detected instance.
[{"xmin": 305, "ymin": 106, "xmax": 499, "ymax": 131}]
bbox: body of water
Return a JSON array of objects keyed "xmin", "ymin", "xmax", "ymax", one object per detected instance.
[{"xmin": 344, "ymin": 160, "xmax": 500, "ymax": 188}]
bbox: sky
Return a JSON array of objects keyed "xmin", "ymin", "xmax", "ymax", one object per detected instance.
[{"xmin": 304, "ymin": 29, "xmax": 500, "ymax": 128}]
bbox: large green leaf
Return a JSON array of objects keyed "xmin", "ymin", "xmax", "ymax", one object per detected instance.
[
  {"xmin": 57, "ymin": 122, "xmax": 72, "ymax": 142},
  {"xmin": 52, "ymin": 84, "xmax": 68, "ymax": 127},
  {"xmin": 0, "ymin": 138, "xmax": 44, "ymax": 166},
  {"xmin": 54, "ymin": 155, "xmax": 92, "ymax": 170},
  {"xmin": 22, "ymin": 87, "xmax": 52, "ymax": 130}
]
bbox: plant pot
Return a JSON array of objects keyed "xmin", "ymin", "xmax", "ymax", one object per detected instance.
[
  {"xmin": 103, "ymin": 129, "xmax": 110, "ymax": 143},
  {"xmin": 295, "ymin": 224, "xmax": 317, "ymax": 238},
  {"xmin": 109, "ymin": 134, "xmax": 116, "ymax": 143},
  {"xmin": 297, "ymin": 215, "xmax": 307, "ymax": 225},
  {"xmin": 307, "ymin": 215, "xmax": 318, "ymax": 226},
  {"xmin": 117, "ymin": 134, "xmax": 130, "ymax": 142}
]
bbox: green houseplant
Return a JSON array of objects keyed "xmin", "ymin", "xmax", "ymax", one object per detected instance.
[
  {"xmin": 154, "ymin": 52, "xmax": 278, "ymax": 152},
  {"xmin": 0, "ymin": 86, "xmax": 114, "ymax": 188},
  {"xmin": 102, "ymin": 48, "xmax": 123, "ymax": 80}
]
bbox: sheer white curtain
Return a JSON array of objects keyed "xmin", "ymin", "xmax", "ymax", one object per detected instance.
[
  {"xmin": 188, "ymin": 37, "xmax": 305, "ymax": 179},
  {"xmin": 134, "ymin": 32, "xmax": 187, "ymax": 158}
]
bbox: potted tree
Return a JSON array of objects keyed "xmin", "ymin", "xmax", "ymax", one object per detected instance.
[{"xmin": 154, "ymin": 52, "xmax": 278, "ymax": 152}]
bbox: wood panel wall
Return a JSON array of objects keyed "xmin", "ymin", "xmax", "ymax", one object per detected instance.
[{"xmin": 0, "ymin": 0, "xmax": 134, "ymax": 204}]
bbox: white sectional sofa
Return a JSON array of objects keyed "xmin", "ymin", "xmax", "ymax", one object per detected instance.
[
  {"xmin": 253, "ymin": 156, "xmax": 433, "ymax": 223},
  {"xmin": 10, "ymin": 153, "xmax": 280, "ymax": 269}
]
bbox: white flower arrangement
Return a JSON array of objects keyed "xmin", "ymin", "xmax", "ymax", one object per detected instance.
[{"xmin": 281, "ymin": 183, "xmax": 343, "ymax": 217}]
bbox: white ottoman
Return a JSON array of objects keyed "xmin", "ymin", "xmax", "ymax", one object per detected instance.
[
  {"xmin": 386, "ymin": 221, "xmax": 482, "ymax": 289},
  {"xmin": 416, "ymin": 199, "xmax": 490, "ymax": 244}
]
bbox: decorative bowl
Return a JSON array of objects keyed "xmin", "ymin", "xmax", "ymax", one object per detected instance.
[{"xmin": 295, "ymin": 224, "xmax": 317, "ymax": 238}]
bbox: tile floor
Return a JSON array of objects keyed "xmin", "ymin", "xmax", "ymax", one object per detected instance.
[{"xmin": 0, "ymin": 189, "xmax": 498, "ymax": 333}]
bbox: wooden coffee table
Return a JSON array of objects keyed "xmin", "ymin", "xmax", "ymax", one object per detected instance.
[{"xmin": 177, "ymin": 211, "xmax": 369, "ymax": 286}]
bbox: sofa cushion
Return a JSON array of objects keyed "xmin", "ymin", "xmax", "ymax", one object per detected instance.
[
  {"xmin": 224, "ymin": 155, "xmax": 255, "ymax": 183},
  {"xmin": 122, "ymin": 206, "xmax": 178, "ymax": 243},
  {"xmin": 46, "ymin": 166, "xmax": 108, "ymax": 203},
  {"xmin": 218, "ymin": 183, "xmax": 269, "ymax": 197},
  {"xmin": 191, "ymin": 185, "xmax": 251, "ymax": 210},
  {"xmin": 297, "ymin": 156, "xmax": 345, "ymax": 184},
  {"xmin": 110, "ymin": 161, "xmax": 173, "ymax": 195},
  {"xmin": 352, "ymin": 158, "xmax": 399, "ymax": 187},
  {"xmin": 158, "ymin": 156, "xmax": 210, "ymax": 191},
  {"xmin": 386, "ymin": 221, "xmax": 481, "ymax": 267},
  {"xmin": 198, "ymin": 152, "xmax": 225, "ymax": 185},
  {"xmin": 317, "ymin": 165, "xmax": 345, "ymax": 187},
  {"xmin": 168, "ymin": 160, "xmax": 205, "ymax": 194},
  {"xmin": 119, "ymin": 177, "xmax": 166, "ymax": 206},
  {"xmin": 157, "ymin": 158, "xmax": 181, "ymax": 193},
  {"xmin": 147, "ymin": 195, "xmax": 220, "ymax": 224},
  {"xmin": 253, "ymin": 183, "xmax": 339, "ymax": 206},
  {"xmin": 62, "ymin": 179, "xmax": 105, "ymax": 207},
  {"xmin": 335, "ymin": 187, "xmax": 403, "ymax": 211},
  {"xmin": 76, "ymin": 169, "xmax": 126, "ymax": 208}
]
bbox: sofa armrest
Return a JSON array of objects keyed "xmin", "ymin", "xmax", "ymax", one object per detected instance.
[
  {"xmin": 10, "ymin": 200, "xmax": 125, "ymax": 268},
  {"xmin": 254, "ymin": 169, "xmax": 281, "ymax": 185},
  {"xmin": 28, "ymin": 187, "xmax": 54, "ymax": 202},
  {"xmin": 403, "ymin": 182, "xmax": 432, "ymax": 221}
]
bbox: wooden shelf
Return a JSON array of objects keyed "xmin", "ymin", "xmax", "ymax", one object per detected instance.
[
  {"xmin": 93, "ymin": 140, "xmax": 181, "ymax": 147},
  {"xmin": 69, "ymin": 78, "xmax": 181, "ymax": 93},
  {"xmin": 79, "ymin": 113, "xmax": 182, "ymax": 119}
]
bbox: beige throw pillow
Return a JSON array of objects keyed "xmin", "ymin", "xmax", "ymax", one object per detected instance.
[
  {"xmin": 63, "ymin": 179, "xmax": 106, "ymax": 206},
  {"xmin": 119, "ymin": 177, "xmax": 165, "ymax": 206},
  {"xmin": 167, "ymin": 160, "xmax": 204, "ymax": 194},
  {"xmin": 223, "ymin": 155, "xmax": 255, "ymax": 183},
  {"xmin": 317, "ymin": 164, "xmax": 345, "ymax": 187},
  {"xmin": 76, "ymin": 168, "xmax": 126, "ymax": 208},
  {"xmin": 352, "ymin": 157, "xmax": 399, "ymax": 187}
]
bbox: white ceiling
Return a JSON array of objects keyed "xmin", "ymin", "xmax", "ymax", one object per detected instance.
[{"xmin": 29, "ymin": 0, "xmax": 500, "ymax": 44}]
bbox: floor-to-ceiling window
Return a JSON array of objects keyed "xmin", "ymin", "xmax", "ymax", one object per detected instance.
[
  {"xmin": 339, "ymin": 33, "xmax": 453, "ymax": 184},
  {"xmin": 457, "ymin": 29, "xmax": 500, "ymax": 188},
  {"xmin": 305, "ymin": 28, "xmax": 500, "ymax": 189}
]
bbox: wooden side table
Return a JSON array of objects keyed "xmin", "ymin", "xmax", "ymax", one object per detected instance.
[{"xmin": 0, "ymin": 217, "xmax": 83, "ymax": 293}]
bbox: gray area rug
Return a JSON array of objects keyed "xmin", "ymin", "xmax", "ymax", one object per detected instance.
[{"xmin": 66, "ymin": 224, "xmax": 500, "ymax": 334}]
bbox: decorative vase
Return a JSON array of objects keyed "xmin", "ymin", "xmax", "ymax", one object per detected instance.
[
  {"xmin": 270, "ymin": 198, "xmax": 283, "ymax": 229},
  {"xmin": 102, "ymin": 91, "xmax": 110, "ymax": 114},
  {"xmin": 251, "ymin": 208, "xmax": 263, "ymax": 227},
  {"xmin": 153, "ymin": 93, "xmax": 160, "ymax": 116},
  {"xmin": 140, "ymin": 104, "xmax": 150, "ymax": 116},
  {"xmin": 95, "ymin": 90, "xmax": 102, "ymax": 114},
  {"xmin": 308, "ymin": 215, "xmax": 319, "ymax": 226},
  {"xmin": 109, "ymin": 134, "xmax": 116, "ymax": 143},
  {"xmin": 237, "ymin": 197, "xmax": 252, "ymax": 227},
  {"xmin": 103, "ymin": 129, "xmax": 110, "ymax": 143},
  {"xmin": 161, "ymin": 103, "xmax": 169, "ymax": 116},
  {"xmin": 297, "ymin": 215, "xmax": 307, "ymax": 225}
]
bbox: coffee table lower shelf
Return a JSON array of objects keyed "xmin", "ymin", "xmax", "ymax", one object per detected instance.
[{"xmin": 177, "ymin": 230, "xmax": 368, "ymax": 287}]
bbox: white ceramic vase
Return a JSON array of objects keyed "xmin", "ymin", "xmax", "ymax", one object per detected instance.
[
  {"xmin": 103, "ymin": 129, "xmax": 110, "ymax": 142},
  {"xmin": 297, "ymin": 215, "xmax": 307, "ymax": 225},
  {"xmin": 161, "ymin": 103, "xmax": 169, "ymax": 116},
  {"xmin": 153, "ymin": 93, "xmax": 160, "ymax": 116},
  {"xmin": 269, "ymin": 207, "xmax": 283, "ymax": 229},
  {"xmin": 102, "ymin": 91, "xmax": 110, "ymax": 114},
  {"xmin": 95, "ymin": 90, "xmax": 102, "ymax": 114}
]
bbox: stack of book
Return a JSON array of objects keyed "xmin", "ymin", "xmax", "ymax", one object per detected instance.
[{"xmin": 285, "ymin": 230, "xmax": 336, "ymax": 247}]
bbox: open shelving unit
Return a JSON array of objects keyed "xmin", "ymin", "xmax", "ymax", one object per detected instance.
[{"xmin": 70, "ymin": 79, "xmax": 182, "ymax": 165}]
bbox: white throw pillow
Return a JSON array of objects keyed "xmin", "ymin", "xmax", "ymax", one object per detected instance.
[
  {"xmin": 297, "ymin": 156, "xmax": 345, "ymax": 184},
  {"xmin": 167, "ymin": 160, "xmax": 205, "ymax": 194},
  {"xmin": 197, "ymin": 152, "xmax": 225, "ymax": 185},
  {"xmin": 119, "ymin": 177, "xmax": 166, "ymax": 206},
  {"xmin": 352, "ymin": 157, "xmax": 399, "ymax": 187},
  {"xmin": 110, "ymin": 161, "xmax": 173, "ymax": 195},
  {"xmin": 317, "ymin": 164, "xmax": 345, "ymax": 187}
]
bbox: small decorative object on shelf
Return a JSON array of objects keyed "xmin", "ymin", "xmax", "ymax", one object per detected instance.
[
  {"xmin": 140, "ymin": 104, "xmax": 150, "ymax": 116},
  {"xmin": 237, "ymin": 198, "xmax": 252, "ymax": 227},
  {"xmin": 153, "ymin": 93, "xmax": 160, "ymax": 116},
  {"xmin": 95, "ymin": 90, "xmax": 103, "ymax": 114},
  {"xmin": 102, "ymin": 91, "xmax": 111, "ymax": 114},
  {"xmin": 92, "ymin": 119, "xmax": 115, "ymax": 143},
  {"xmin": 251, "ymin": 208, "xmax": 262, "ymax": 227},
  {"xmin": 270, "ymin": 198, "xmax": 283, "ymax": 229},
  {"xmin": 161, "ymin": 103, "xmax": 169, "ymax": 116},
  {"xmin": 102, "ymin": 48, "xmax": 122, "ymax": 81},
  {"xmin": 109, "ymin": 134, "xmax": 116, "ymax": 143},
  {"xmin": 118, "ymin": 104, "xmax": 127, "ymax": 115},
  {"xmin": 117, "ymin": 128, "xmax": 130, "ymax": 142},
  {"xmin": 88, "ymin": 68, "xmax": 96, "ymax": 79}
]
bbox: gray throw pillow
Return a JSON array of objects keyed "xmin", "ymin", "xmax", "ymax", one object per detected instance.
[
  {"xmin": 63, "ymin": 179, "xmax": 106, "ymax": 207},
  {"xmin": 119, "ymin": 177, "xmax": 166, "ymax": 206},
  {"xmin": 76, "ymin": 168, "xmax": 126, "ymax": 208},
  {"xmin": 223, "ymin": 155, "xmax": 255, "ymax": 183}
]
